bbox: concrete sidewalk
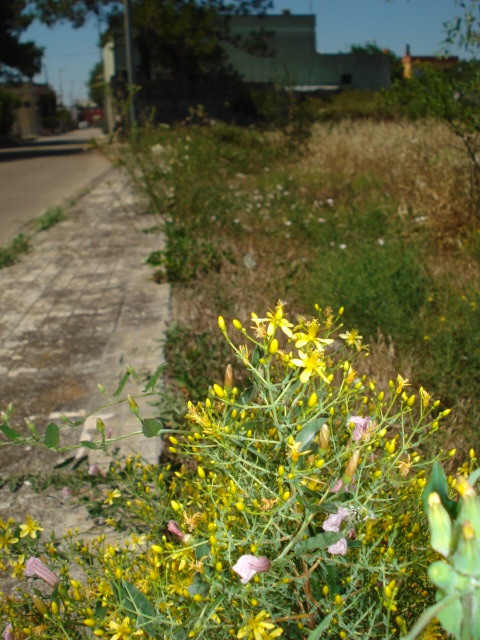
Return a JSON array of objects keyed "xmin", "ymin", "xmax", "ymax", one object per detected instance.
[{"xmin": 0, "ymin": 167, "xmax": 169, "ymax": 474}]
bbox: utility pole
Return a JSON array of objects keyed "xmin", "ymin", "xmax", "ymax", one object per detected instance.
[
  {"xmin": 123, "ymin": 0, "xmax": 136, "ymax": 127},
  {"xmin": 59, "ymin": 68, "xmax": 64, "ymax": 106}
]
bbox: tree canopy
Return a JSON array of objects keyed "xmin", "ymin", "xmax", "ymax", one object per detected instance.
[
  {"xmin": 349, "ymin": 43, "xmax": 404, "ymax": 82},
  {"xmin": 0, "ymin": 0, "xmax": 43, "ymax": 79}
]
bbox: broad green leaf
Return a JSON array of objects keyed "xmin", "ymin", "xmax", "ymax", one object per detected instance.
[
  {"xmin": 437, "ymin": 593, "xmax": 462, "ymax": 638},
  {"xmin": 423, "ymin": 461, "xmax": 459, "ymax": 520},
  {"xmin": 142, "ymin": 418, "xmax": 163, "ymax": 438},
  {"xmin": 144, "ymin": 363, "xmax": 167, "ymax": 392},
  {"xmin": 296, "ymin": 418, "xmax": 327, "ymax": 453},
  {"xmin": 113, "ymin": 370, "xmax": 130, "ymax": 398},
  {"xmin": 0, "ymin": 424, "xmax": 21, "ymax": 441},
  {"xmin": 295, "ymin": 531, "xmax": 344, "ymax": 554},
  {"xmin": 44, "ymin": 423, "xmax": 59, "ymax": 449},
  {"xmin": 119, "ymin": 580, "xmax": 158, "ymax": 637}
]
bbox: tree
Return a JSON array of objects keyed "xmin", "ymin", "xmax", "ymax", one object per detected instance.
[
  {"xmin": 0, "ymin": 0, "xmax": 43, "ymax": 79},
  {"xmin": 33, "ymin": 0, "xmax": 272, "ymax": 27},
  {"xmin": 34, "ymin": 0, "xmax": 273, "ymax": 82},
  {"xmin": 88, "ymin": 60, "xmax": 105, "ymax": 106},
  {"xmin": 349, "ymin": 43, "xmax": 404, "ymax": 82}
]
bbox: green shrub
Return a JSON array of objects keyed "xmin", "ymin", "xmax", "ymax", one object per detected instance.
[{"xmin": 0, "ymin": 301, "xmax": 468, "ymax": 639}]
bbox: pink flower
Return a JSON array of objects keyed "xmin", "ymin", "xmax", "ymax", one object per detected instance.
[
  {"xmin": 61, "ymin": 487, "xmax": 74, "ymax": 497},
  {"xmin": 25, "ymin": 557, "xmax": 59, "ymax": 588},
  {"xmin": 232, "ymin": 555, "xmax": 271, "ymax": 584},
  {"xmin": 330, "ymin": 478, "xmax": 344, "ymax": 493},
  {"xmin": 348, "ymin": 416, "xmax": 374, "ymax": 442},
  {"xmin": 2, "ymin": 624, "xmax": 14, "ymax": 640},
  {"xmin": 328, "ymin": 538, "xmax": 347, "ymax": 556},
  {"xmin": 322, "ymin": 508, "xmax": 349, "ymax": 532},
  {"xmin": 330, "ymin": 478, "xmax": 355, "ymax": 494},
  {"xmin": 88, "ymin": 464, "xmax": 102, "ymax": 476},
  {"xmin": 167, "ymin": 520, "xmax": 185, "ymax": 541}
]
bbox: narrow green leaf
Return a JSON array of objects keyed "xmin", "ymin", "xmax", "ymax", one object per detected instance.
[
  {"xmin": 44, "ymin": 423, "xmax": 59, "ymax": 449},
  {"xmin": 144, "ymin": 363, "xmax": 167, "ymax": 392},
  {"xmin": 142, "ymin": 418, "xmax": 163, "ymax": 438},
  {"xmin": 468, "ymin": 467, "xmax": 480, "ymax": 487},
  {"xmin": 306, "ymin": 612, "xmax": 335, "ymax": 640},
  {"xmin": 80, "ymin": 440, "xmax": 98, "ymax": 450},
  {"xmin": 113, "ymin": 370, "xmax": 130, "ymax": 398}
]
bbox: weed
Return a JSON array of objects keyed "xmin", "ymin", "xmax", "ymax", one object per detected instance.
[
  {"xmin": 114, "ymin": 117, "xmax": 480, "ymax": 451},
  {"xmin": 0, "ymin": 234, "xmax": 30, "ymax": 269},
  {"xmin": 35, "ymin": 206, "xmax": 64, "ymax": 232}
]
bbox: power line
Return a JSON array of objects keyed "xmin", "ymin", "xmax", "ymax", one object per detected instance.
[{"xmin": 44, "ymin": 52, "xmax": 99, "ymax": 59}]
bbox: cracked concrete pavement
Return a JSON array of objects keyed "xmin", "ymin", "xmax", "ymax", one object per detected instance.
[{"xmin": 0, "ymin": 167, "xmax": 169, "ymax": 477}]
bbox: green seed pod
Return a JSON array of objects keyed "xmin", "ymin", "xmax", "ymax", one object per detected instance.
[
  {"xmin": 427, "ymin": 492, "xmax": 452, "ymax": 558},
  {"xmin": 456, "ymin": 476, "xmax": 480, "ymax": 538},
  {"xmin": 428, "ymin": 561, "xmax": 465, "ymax": 593},
  {"xmin": 452, "ymin": 521, "xmax": 480, "ymax": 577}
]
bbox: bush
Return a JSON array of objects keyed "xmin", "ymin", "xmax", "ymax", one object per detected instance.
[{"xmin": 0, "ymin": 301, "xmax": 470, "ymax": 639}]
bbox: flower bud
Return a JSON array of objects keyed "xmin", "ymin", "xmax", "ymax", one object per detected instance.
[
  {"xmin": 308, "ymin": 392, "xmax": 318, "ymax": 408},
  {"xmin": 96, "ymin": 418, "xmax": 105, "ymax": 433},
  {"xmin": 32, "ymin": 596, "xmax": 48, "ymax": 616},
  {"xmin": 218, "ymin": 316, "xmax": 226, "ymax": 331},
  {"xmin": 344, "ymin": 451, "xmax": 360, "ymax": 483},
  {"xmin": 427, "ymin": 492, "xmax": 452, "ymax": 557},
  {"xmin": 213, "ymin": 384, "xmax": 224, "ymax": 398},
  {"xmin": 232, "ymin": 555, "xmax": 271, "ymax": 584},
  {"xmin": 233, "ymin": 319, "xmax": 242, "ymax": 330},
  {"xmin": 127, "ymin": 395, "xmax": 139, "ymax": 414},
  {"xmin": 224, "ymin": 364, "xmax": 234, "ymax": 389},
  {"xmin": 269, "ymin": 338, "xmax": 278, "ymax": 355},
  {"xmin": 319, "ymin": 424, "xmax": 330, "ymax": 451}
]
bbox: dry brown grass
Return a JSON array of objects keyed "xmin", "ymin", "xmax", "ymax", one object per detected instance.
[{"xmin": 303, "ymin": 119, "xmax": 473, "ymax": 236}]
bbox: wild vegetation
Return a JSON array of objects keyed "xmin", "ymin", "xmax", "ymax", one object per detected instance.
[{"xmin": 4, "ymin": 20, "xmax": 480, "ymax": 638}]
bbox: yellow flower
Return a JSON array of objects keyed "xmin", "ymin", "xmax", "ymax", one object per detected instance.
[
  {"xmin": 0, "ymin": 527, "xmax": 19, "ymax": 551},
  {"xmin": 395, "ymin": 374, "xmax": 410, "ymax": 394},
  {"xmin": 237, "ymin": 610, "xmax": 283, "ymax": 640},
  {"xmin": 295, "ymin": 319, "xmax": 334, "ymax": 351},
  {"xmin": 339, "ymin": 329, "xmax": 363, "ymax": 350},
  {"xmin": 10, "ymin": 554, "xmax": 25, "ymax": 579},
  {"xmin": 19, "ymin": 516, "xmax": 43, "ymax": 539},
  {"xmin": 104, "ymin": 489, "xmax": 122, "ymax": 505},
  {"xmin": 108, "ymin": 616, "xmax": 144, "ymax": 639},
  {"xmin": 130, "ymin": 533, "xmax": 146, "ymax": 550},
  {"xmin": 290, "ymin": 350, "xmax": 330, "ymax": 384},
  {"xmin": 257, "ymin": 301, "xmax": 294, "ymax": 339},
  {"xmin": 419, "ymin": 387, "xmax": 432, "ymax": 408}
]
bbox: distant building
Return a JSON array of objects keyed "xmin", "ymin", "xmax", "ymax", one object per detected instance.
[
  {"xmin": 102, "ymin": 10, "xmax": 391, "ymax": 129},
  {"xmin": 4, "ymin": 82, "xmax": 56, "ymax": 138},
  {"xmin": 401, "ymin": 44, "xmax": 459, "ymax": 79},
  {"xmin": 225, "ymin": 12, "xmax": 390, "ymax": 90}
]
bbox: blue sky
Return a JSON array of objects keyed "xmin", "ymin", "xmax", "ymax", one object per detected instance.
[{"xmin": 23, "ymin": 0, "xmax": 467, "ymax": 102}]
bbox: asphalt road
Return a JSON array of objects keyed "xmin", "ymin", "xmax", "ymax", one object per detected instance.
[{"xmin": 0, "ymin": 129, "xmax": 111, "ymax": 244}]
